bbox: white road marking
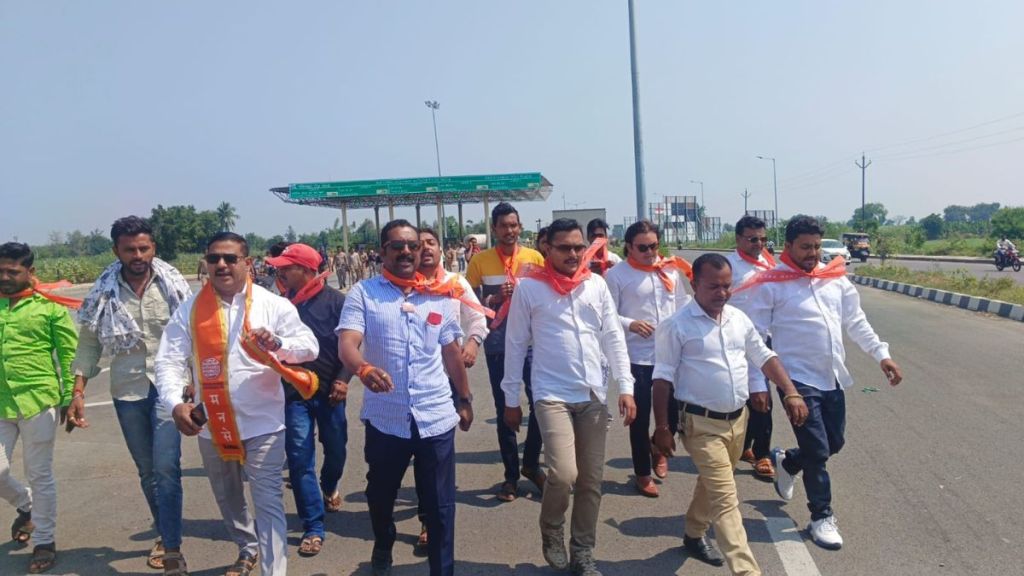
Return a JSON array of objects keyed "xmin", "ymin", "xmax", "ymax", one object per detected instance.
[
  {"xmin": 84, "ymin": 400, "xmax": 113, "ymax": 408},
  {"xmin": 764, "ymin": 516, "xmax": 823, "ymax": 576}
]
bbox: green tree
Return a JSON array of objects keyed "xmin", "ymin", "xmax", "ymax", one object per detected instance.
[
  {"xmin": 943, "ymin": 205, "xmax": 969, "ymax": 223},
  {"xmin": 285, "ymin": 226, "xmax": 297, "ymax": 242},
  {"xmin": 968, "ymin": 202, "xmax": 1001, "ymax": 222},
  {"xmin": 919, "ymin": 213, "xmax": 944, "ymax": 240},
  {"xmin": 216, "ymin": 202, "xmax": 238, "ymax": 231},
  {"xmin": 849, "ymin": 203, "xmax": 888, "ymax": 229},
  {"xmin": 149, "ymin": 204, "xmax": 221, "ymax": 259},
  {"xmin": 991, "ymin": 207, "xmax": 1024, "ymax": 240}
]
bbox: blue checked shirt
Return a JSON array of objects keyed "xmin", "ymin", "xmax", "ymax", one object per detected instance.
[{"xmin": 336, "ymin": 276, "xmax": 463, "ymax": 439}]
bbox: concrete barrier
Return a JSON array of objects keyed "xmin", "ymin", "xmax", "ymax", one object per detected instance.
[{"xmin": 849, "ymin": 274, "xmax": 1024, "ymax": 323}]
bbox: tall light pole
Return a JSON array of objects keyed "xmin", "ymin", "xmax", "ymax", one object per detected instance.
[
  {"xmin": 627, "ymin": 0, "xmax": 646, "ymax": 220},
  {"xmin": 425, "ymin": 100, "xmax": 444, "ymax": 239},
  {"xmin": 425, "ymin": 100, "xmax": 442, "ymax": 177},
  {"xmin": 756, "ymin": 155, "xmax": 779, "ymax": 244},
  {"xmin": 690, "ymin": 179, "xmax": 704, "ymax": 243}
]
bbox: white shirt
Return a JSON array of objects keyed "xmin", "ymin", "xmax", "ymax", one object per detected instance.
[
  {"xmin": 653, "ymin": 300, "xmax": 777, "ymax": 413},
  {"xmin": 501, "ymin": 274, "xmax": 634, "ymax": 406},
  {"xmin": 604, "ymin": 260, "xmax": 692, "ymax": 365},
  {"xmin": 726, "ymin": 250, "xmax": 771, "ymax": 315},
  {"xmin": 745, "ymin": 261, "xmax": 891, "ymax": 393},
  {"xmin": 155, "ymin": 284, "xmax": 319, "ymax": 440},
  {"xmin": 444, "ymin": 271, "xmax": 489, "ymax": 344}
]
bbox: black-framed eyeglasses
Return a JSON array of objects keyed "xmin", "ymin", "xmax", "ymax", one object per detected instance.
[
  {"xmin": 386, "ymin": 241, "xmax": 421, "ymax": 252},
  {"xmin": 742, "ymin": 236, "xmax": 769, "ymax": 244},
  {"xmin": 634, "ymin": 242, "xmax": 659, "ymax": 253},
  {"xmin": 552, "ymin": 244, "xmax": 588, "ymax": 254},
  {"xmin": 205, "ymin": 253, "xmax": 241, "ymax": 265}
]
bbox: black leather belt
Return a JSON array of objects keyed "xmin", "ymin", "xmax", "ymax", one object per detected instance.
[{"xmin": 680, "ymin": 402, "xmax": 744, "ymax": 421}]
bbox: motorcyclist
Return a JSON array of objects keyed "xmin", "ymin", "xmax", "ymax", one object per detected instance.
[{"xmin": 996, "ymin": 237, "xmax": 1017, "ymax": 266}]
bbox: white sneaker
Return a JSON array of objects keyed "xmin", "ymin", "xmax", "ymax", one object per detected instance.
[
  {"xmin": 771, "ymin": 447, "xmax": 798, "ymax": 501},
  {"xmin": 808, "ymin": 515, "xmax": 843, "ymax": 550}
]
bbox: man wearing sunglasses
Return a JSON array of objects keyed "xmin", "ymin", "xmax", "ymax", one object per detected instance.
[
  {"xmin": 726, "ymin": 215, "xmax": 778, "ymax": 480},
  {"xmin": 156, "ymin": 232, "xmax": 319, "ymax": 576},
  {"xmin": 502, "ymin": 218, "xmax": 636, "ymax": 576},
  {"xmin": 465, "ymin": 202, "xmax": 547, "ymax": 503},
  {"xmin": 338, "ymin": 220, "xmax": 472, "ymax": 576},
  {"xmin": 604, "ymin": 220, "xmax": 692, "ymax": 498}
]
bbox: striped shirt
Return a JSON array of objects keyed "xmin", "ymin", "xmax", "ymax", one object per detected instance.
[{"xmin": 336, "ymin": 276, "xmax": 463, "ymax": 439}]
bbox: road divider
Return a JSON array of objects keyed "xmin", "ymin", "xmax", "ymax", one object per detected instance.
[{"xmin": 849, "ymin": 274, "xmax": 1024, "ymax": 322}]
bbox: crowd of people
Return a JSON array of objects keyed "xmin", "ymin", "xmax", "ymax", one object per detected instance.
[{"xmin": 0, "ymin": 203, "xmax": 903, "ymax": 576}]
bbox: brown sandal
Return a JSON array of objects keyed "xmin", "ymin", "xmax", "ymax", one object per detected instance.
[
  {"xmin": 753, "ymin": 457, "xmax": 776, "ymax": 479},
  {"xmin": 148, "ymin": 540, "xmax": 165, "ymax": 569},
  {"xmin": 28, "ymin": 543, "xmax": 56, "ymax": 574},
  {"xmin": 11, "ymin": 509, "xmax": 33, "ymax": 544},
  {"xmin": 225, "ymin": 551, "xmax": 258, "ymax": 576},
  {"xmin": 162, "ymin": 551, "xmax": 189, "ymax": 576},
  {"xmin": 323, "ymin": 490, "xmax": 342, "ymax": 513},
  {"xmin": 496, "ymin": 481, "xmax": 517, "ymax": 502},
  {"xmin": 297, "ymin": 535, "xmax": 323, "ymax": 557}
]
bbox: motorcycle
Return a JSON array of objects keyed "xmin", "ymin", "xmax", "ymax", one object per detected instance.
[{"xmin": 994, "ymin": 248, "xmax": 1021, "ymax": 272}]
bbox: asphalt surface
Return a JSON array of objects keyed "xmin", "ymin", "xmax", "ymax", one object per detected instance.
[{"xmin": 2, "ymin": 277, "xmax": 1022, "ymax": 575}]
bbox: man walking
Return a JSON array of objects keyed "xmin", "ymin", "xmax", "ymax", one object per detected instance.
[
  {"xmin": 0, "ymin": 242, "xmax": 78, "ymax": 574},
  {"xmin": 604, "ymin": 220, "xmax": 691, "ymax": 497},
  {"xmin": 265, "ymin": 243, "xmax": 350, "ymax": 559},
  {"xmin": 502, "ymin": 218, "xmax": 636, "ymax": 576},
  {"xmin": 651, "ymin": 254, "xmax": 807, "ymax": 575},
  {"xmin": 466, "ymin": 202, "xmax": 547, "ymax": 501},
  {"xmin": 156, "ymin": 232, "xmax": 319, "ymax": 576},
  {"xmin": 334, "ymin": 248, "xmax": 349, "ymax": 289},
  {"xmin": 745, "ymin": 216, "xmax": 903, "ymax": 550},
  {"xmin": 585, "ymin": 218, "xmax": 621, "ymax": 276},
  {"xmin": 68, "ymin": 216, "xmax": 192, "ymax": 573},
  {"xmin": 725, "ymin": 215, "xmax": 778, "ymax": 479},
  {"xmin": 338, "ymin": 219, "xmax": 473, "ymax": 576}
]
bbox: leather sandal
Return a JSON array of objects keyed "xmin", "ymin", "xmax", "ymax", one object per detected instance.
[
  {"xmin": 162, "ymin": 551, "xmax": 189, "ymax": 576},
  {"xmin": 148, "ymin": 540, "xmax": 165, "ymax": 569},
  {"xmin": 753, "ymin": 457, "xmax": 776, "ymax": 479},
  {"xmin": 225, "ymin": 551, "xmax": 258, "ymax": 576},
  {"xmin": 28, "ymin": 543, "xmax": 56, "ymax": 574},
  {"xmin": 323, "ymin": 490, "xmax": 342, "ymax": 513},
  {"xmin": 496, "ymin": 481, "xmax": 517, "ymax": 502},
  {"xmin": 11, "ymin": 509, "xmax": 33, "ymax": 545},
  {"xmin": 298, "ymin": 535, "xmax": 323, "ymax": 557}
]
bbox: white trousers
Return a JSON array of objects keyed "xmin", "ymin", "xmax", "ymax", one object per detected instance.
[{"xmin": 0, "ymin": 408, "xmax": 58, "ymax": 545}]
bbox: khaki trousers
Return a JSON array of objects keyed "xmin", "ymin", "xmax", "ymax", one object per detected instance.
[
  {"xmin": 681, "ymin": 408, "xmax": 761, "ymax": 576},
  {"xmin": 534, "ymin": 396, "xmax": 609, "ymax": 555}
]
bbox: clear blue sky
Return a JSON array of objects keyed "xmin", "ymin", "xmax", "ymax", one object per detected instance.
[{"xmin": 3, "ymin": 0, "xmax": 1023, "ymax": 245}]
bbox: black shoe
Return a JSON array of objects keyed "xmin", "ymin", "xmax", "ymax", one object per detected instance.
[
  {"xmin": 683, "ymin": 535, "xmax": 725, "ymax": 567},
  {"xmin": 370, "ymin": 548, "xmax": 393, "ymax": 576}
]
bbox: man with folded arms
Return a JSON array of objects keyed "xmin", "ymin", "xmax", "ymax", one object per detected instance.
[
  {"xmin": 604, "ymin": 219, "xmax": 691, "ymax": 497},
  {"xmin": 725, "ymin": 215, "xmax": 778, "ymax": 480},
  {"xmin": 338, "ymin": 220, "xmax": 473, "ymax": 576},
  {"xmin": 156, "ymin": 232, "xmax": 319, "ymax": 576},
  {"xmin": 502, "ymin": 218, "xmax": 636, "ymax": 576},
  {"xmin": 69, "ymin": 216, "xmax": 192, "ymax": 574},
  {"xmin": 0, "ymin": 242, "xmax": 78, "ymax": 574},
  {"xmin": 652, "ymin": 253, "xmax": 807, "ymax": 575},
  {"xmin": 745, "ymin": 216, "xmax": 902, "ymax": 551},
  {"xmin": 265, "ymin": 243, "xmax": 351, "ymax": 559}
]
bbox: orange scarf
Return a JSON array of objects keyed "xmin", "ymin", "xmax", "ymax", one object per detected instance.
[
  {"xmin": 734, "ymin": 252, "xmax": 847, "ymax": 293},
  {"xmin": 4, "ymin": 279, "xmax": 82, "ymax": 309},
  {"xmin": 288, "ymin": 270, "xmax": 331, "ymax": 306},
  {"xmin": 489, "ymin": 244, "xmax": 527, "ymax": 329},
  {"xmin": 525, "ymin": 238, "xmax": 606, "ymax": 296},
  {"xmin": 736, "ymin": 248, "xmax": 777, "ymax": 270},
  {"xmin": 382, "ymin": 268, "xmax": 496, "ymax": 319},
  {"xmin": 626, "ymin": 254, "xmax": 694, "ymax": 293},
  {"xmin": 192, "ymin": 280, "xmax": 319, "ymax": 463}
]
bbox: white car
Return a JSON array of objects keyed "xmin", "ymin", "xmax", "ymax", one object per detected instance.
[{"xmin": 821, "ymin": 238, "xmax": 851, "ymax": 262}]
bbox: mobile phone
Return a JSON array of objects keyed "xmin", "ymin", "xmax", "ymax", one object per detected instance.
[{"xmin": 190, "ymin": 403, "xmax": 208, "ymax": 427}]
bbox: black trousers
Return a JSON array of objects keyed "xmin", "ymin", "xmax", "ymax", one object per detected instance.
[{"xmin": 629, "ymin": 364, "xmax": 679, "ymax": 477}]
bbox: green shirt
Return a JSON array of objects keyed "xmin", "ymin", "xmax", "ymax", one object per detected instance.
[{"xmin": 0, "ymin": 293, "xmax": 78, "ymax": 419}]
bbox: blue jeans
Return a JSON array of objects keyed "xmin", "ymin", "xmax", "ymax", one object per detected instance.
[
  {"xmin": 112, "ymin": 384, "xmax": 183, "ymax": 548},
  {"xmin": 365, "ymin": 422, "xmax": 456, "ymax": 576},
  {"xmin": 485, "ymin": 353, "xmax": 542, "ymax": 483},
  {"xmin": 285, "ymin": 395, "xmax": 348, "ymax": 539},
  {"xmin": 778, "ymin": 382, "xmax": 846, "ymax": 521}
]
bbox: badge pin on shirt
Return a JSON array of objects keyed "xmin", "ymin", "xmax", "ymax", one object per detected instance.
[{"xmin": 401, "ymin": 302, "xmax": 416, "ymax": 313}]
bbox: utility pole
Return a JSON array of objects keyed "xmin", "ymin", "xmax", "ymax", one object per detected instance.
[
  {"xmin": 627, "ymin": 0, "xmax": 647, "ymax": 220},
  {"xmin": 741, "ymin": 189, "xmax": 752, "ymax": 215},
  {"xmin": 855, "ymin": 153, "xmax": 872, "ymax": 231}
]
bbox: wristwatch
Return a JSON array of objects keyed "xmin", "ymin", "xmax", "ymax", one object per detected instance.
[{"xmin": 469, "ymin": 334, "xmax": 484, "ymax": 345}]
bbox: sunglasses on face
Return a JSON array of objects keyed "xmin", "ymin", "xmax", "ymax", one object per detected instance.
[
  {"xmin": 205, "ymin": 253, "xmax": 241, "ymax": 265},
  {"xmin": 386, "ymin": 241, "xmax": 421, "ymax": 252},
  {"xmin": 743, "ymin": 236, "xmax": 769, "ymax": 244},
  {"xmin": 633, "ymin": 242, "xmax": 659, "ymax": 253},
  {"xmin": 552, "ymin": 244, "xmax": 588, "ymax": 254}
]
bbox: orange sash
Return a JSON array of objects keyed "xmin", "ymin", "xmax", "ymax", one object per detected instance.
[
  {"xmin": 734, "ymin": 252, "xmax": 847, "ymax": 293},
  {"xmin": 382, "ymin": 268, "xmax": 496, "ymax": 320},
  {"xmin": 5, "ymin": 279, "xmax": 82, "ymax": 309},
  {"xmin": 525, "ymin": 238, "xmax": 606, "ymax": 296},
  {"xmin": 626, "ymin": 254, "xmax": 694, "ymax": 292},
  {"xmin": 192, "ymin": 280, "xmax": 320, "ymax": 463},
  {"xmin": 736, "ymin": 248, "xmax": 777, "ymax": 270},
  {"xmin": 489, "ymin": 244, "xmax": 528, "ymax": 329},
  {"xmin": 288, "ymin": 270, "xmax": 331, "ymax": 306}
]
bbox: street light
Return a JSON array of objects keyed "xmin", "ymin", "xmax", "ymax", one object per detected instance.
[
  {"xmin": 756, "ymin": 155, "xmax": 779, "ymax": 244},
  {"xmin": 424, "ymin": 101, "xmax": 442, "ymax": 177},
  {"xmin": 690, "ymin": 179, "xmax": 704, "ymax": 243}
]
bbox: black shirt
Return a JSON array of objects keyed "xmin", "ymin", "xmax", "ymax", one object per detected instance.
[{"xmin": 285, "ymin": 286, "xmax": 347, "ymax": 402}]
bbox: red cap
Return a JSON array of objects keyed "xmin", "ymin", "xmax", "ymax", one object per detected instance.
[{"xmin": 265, "ymin": 243, "xmax": 322, "ymax": 271}]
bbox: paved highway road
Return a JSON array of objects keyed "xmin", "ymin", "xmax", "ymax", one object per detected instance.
[{"xmin": 2, "ymin": 281, "xmax": 1021, "ymax": 575}]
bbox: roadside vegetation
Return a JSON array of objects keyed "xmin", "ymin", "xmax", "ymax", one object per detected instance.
[{"xmin": 854, "ymin": 264, "xmax": 1024, "ymax": 306}]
